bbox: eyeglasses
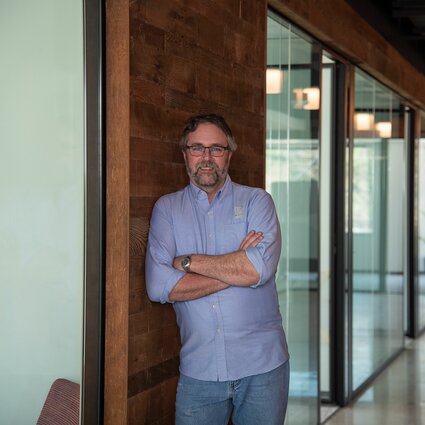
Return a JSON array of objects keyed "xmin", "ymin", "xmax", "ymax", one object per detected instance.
[{"xmin": 185, "ymin": 144, "xmax": 230, "ymax": 157}]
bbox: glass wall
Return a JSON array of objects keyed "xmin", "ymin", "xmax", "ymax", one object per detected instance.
[
  {"xmin": 419, "ymin": 112, "xmax": 425, "ymax": 331},
  {"xmin": 350, "ymin": 70, "xmax": 406, "ymax": 391},
  {"xmin": 267, "ymin": 8, "xmax": 423, "ymax": 417},
  {"xmin": 0, "ymin": 1, "xmax": 86, "ymax": 423},
  {"xmin": 266, "ymin": 12, "xmax": 319, "ymax": 425}
]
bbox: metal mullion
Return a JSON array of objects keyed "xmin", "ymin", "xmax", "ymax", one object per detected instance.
[
  {"xmin": 333, "ymin": 61, "xmax": 352, "ymax": 407},
  {"xmin": 82, "ymin": 0, "xmax": 105, "ymax": 423},
  {"xmin": 407, "ymin": 109, "xmax": 419, "ymax": 337}
]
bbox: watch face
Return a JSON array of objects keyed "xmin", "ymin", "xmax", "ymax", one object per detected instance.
[{"xmin": 182, "ymin": 256, "xmax": 191, "ymax": 271}]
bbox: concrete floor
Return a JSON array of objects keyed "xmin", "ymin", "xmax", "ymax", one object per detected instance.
[{"xmin": 324, "ymin": 333, "xmax": 425, "ymax": 425}]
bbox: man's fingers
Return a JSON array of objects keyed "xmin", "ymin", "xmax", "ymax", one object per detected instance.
[{"xmin": 239, "ymin": 230, "xmax": 263, "ymax": 250}]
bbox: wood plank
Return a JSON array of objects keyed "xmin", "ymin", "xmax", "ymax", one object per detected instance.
[{"xmin": 104, "ymin": 0, "xmax": 130, "ymax": 424}]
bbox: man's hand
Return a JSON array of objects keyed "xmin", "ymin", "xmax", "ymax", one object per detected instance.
[{"xmin": 239, "ymin": 230, "xmax": 263, "ymax": 250}]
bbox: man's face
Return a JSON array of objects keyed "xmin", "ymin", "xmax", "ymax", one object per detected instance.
[{"xmin": 183, "ymin": 123, "xmax": 232, "ymax": 195}]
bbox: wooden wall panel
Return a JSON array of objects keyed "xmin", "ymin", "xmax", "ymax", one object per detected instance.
[{"xmin": 127, "ymin": 0, "xmax": 267, "ymax": 424}]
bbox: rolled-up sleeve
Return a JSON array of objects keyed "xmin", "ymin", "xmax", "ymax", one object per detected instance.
[
  {"xmin": 245, "ymin": 191, "xmax": 282, "ymax": 288},
  {"xmin": 145, "ymin": 199, "xmax": 184, "ymax": 303}
]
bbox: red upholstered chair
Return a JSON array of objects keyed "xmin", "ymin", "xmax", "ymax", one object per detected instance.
[{"xmin": 37, "ymin": 378, "xmax": 80, "ymax": 425}]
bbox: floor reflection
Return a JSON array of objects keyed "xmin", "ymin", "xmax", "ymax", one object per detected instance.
[{"xmin": 325, "ymin": 334, "xmax": 425, "ymax": 425}]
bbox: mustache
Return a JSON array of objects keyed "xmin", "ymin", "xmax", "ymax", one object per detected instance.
[{"xmin": 194, "ymin": 161, "xmax": 219, "ymax": 173}]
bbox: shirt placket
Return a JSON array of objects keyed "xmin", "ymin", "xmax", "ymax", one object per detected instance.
[{"xmin": 205, "ymin": 202, "xmax": 228, "ymax": 381}]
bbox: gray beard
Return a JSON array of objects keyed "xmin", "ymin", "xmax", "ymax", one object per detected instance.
[{"xmin": 187, "ymin": 160, "xmax": 228, "ymax": 190}]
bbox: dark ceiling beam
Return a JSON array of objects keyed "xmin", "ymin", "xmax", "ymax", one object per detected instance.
[
  {"xmin": 392, "ymin": 0, "xmax": 425, "ymax": 7},
  {"xmin": 392, "ymin": 7, "xmax": 425, "ymax": 18},
  {"xmin": 401, "ymin": 35, "xmax": 425, "ymax": 40},
  {"xmin": 392, "ymin": 0, "xmax": 424, "ymax": 9}
]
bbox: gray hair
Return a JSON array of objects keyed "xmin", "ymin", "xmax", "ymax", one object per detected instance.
[{"xmin": 179, "ymin": 114, "xmax": 237, "ymax": 152}]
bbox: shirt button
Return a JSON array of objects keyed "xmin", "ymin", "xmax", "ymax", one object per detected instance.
[
  {"xmin": 209, "ymin": 234, "xmax": 213, "ymax": 238},
  {"xmin": 212, "ymin": 304, "xmax": 216, "ymax": 309},
  {"xmin": 217, "ymin": 328, "xmax": 221, "ymax": 333}
]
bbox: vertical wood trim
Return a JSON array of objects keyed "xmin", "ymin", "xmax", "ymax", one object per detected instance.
[{"xmin": 104, "ymin": 0, "xmax": 130, "ymax": 424}]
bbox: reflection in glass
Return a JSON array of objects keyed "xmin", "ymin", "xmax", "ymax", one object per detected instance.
[
  {"xmin": 418, "ymin": 113, "xmax": 425, "ymax": 331},
  {"xmin": 351, "ymin": 70, "xmax": 405, "ymax": 391},
  {"xmin": 266, "ymin": 12, "xmax": 319, "ymax": 425}
]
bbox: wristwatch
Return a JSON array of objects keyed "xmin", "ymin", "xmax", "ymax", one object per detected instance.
[{"xmin": 181, "ymin": 256, "xmax": 192, "ymax": 273}]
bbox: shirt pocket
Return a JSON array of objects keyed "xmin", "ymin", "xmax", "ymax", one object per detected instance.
[{"xmin": 221, "ymin": 220, "xmax": 248, "ymax": 253}]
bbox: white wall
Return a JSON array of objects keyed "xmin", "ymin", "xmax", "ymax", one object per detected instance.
[{"xmin": 0, "ymin": 1, "xmax": 84, "ymax": 423}]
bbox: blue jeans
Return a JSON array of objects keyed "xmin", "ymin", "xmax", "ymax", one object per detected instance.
[{"xmin": 175, "ymin": 361, "xmax": 289, "ymax": 425}]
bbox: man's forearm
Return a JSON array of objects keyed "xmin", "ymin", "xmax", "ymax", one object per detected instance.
[
  {"xmin": 169, "ymin": 272, "xmax": 230, "ymax": 301},
  {"xmin": 189, "ymin": 250, "xmax": 259, "ymax": 286},
  {"xmin": 172, "ymin": 230, "xmax": 263, "ymax": 291}
]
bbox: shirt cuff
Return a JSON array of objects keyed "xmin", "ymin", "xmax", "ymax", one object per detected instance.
[
  {"xmin": 245, "ymin": 246, "xmax": 265, "ymax": 288},
  {"xmin": 161, "ymin": 269, "xmax": 185, "ymax": 304}
]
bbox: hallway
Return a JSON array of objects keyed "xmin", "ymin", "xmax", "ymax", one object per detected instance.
[{"xmin": 324, "ymin": 333, "xmax": 425, "ymax": 425}]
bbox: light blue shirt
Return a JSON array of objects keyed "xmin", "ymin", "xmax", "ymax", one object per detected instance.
[{"xmin": 146, "ymin": 176, "xmax": 289, "ymax": 381}]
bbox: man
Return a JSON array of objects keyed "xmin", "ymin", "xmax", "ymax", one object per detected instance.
[{"xmin": 146, "ymin": 114, "xmax": 289, "ymax": 425}]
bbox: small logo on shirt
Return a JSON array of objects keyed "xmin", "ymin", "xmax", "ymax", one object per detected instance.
[{"xmin": 234, "ymin": 206, "xmax": 244, "ymax": 219}]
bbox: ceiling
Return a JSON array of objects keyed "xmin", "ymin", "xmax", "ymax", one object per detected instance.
[{"xmin": 345, "ymin": 0, "xmax": 425, "ymax": 76}]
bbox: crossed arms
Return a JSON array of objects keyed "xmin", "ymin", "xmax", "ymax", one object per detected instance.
[
  {"xmin": 145, "ymin": 190, "xmax": 282, "ymax": 304},
  {"xmin": 169, "ymin": 230, "xmax": 264, "ymax": 301}
]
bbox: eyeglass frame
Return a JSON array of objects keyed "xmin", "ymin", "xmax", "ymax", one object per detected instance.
[{"xmin": 184, "ymin": 144, "xmax": 231, "ymax": 157}]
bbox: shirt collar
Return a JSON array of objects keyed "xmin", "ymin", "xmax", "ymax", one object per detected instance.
[{"xmin": 188, "ymin": 175, "xmax": 232, "ymax": 201}]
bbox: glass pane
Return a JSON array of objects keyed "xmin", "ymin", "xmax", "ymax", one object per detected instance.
[
  {"xmin": 419, "ymin": 112, "xmax": 425, "ymax": 331},
  {"xmin": 267, "ymin": 12, "xmax": 319, "ymax": 425},
  {"xmin": 320, "ymin": 53, "xmax": 335, "ymax": 399},
  {"xmin": 351, "ymin": 70, "xmax": 405, "ymax": 391},
  {"xmin": 0, "ymin": 1, "xmax": 85, "ymax": 423}
]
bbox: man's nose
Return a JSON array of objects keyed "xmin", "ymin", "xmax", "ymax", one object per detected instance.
[{"xmin": 202, "ymin": 147, "xmax": 212, "ymax": 158}]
